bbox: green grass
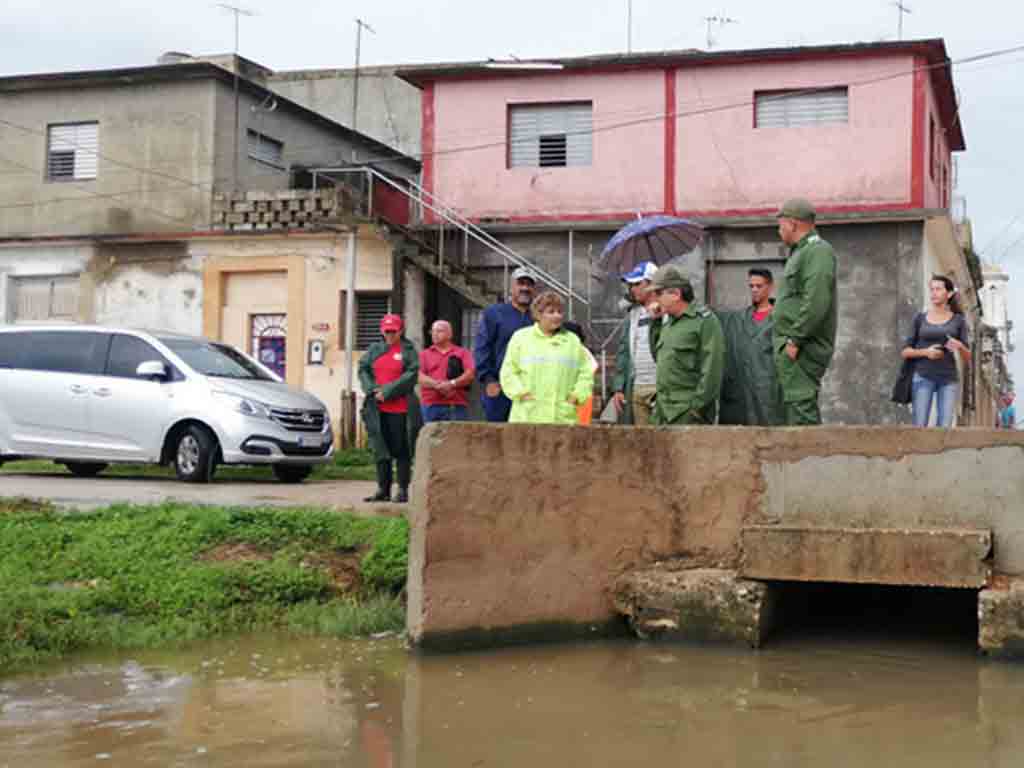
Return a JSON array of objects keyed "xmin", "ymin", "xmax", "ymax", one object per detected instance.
[
  {"xmin": 0, "ymin": 499, "xmax": 408, "ymax": 674},
  {"xmin": 0, "ymin": 447, "xmax": 376, "ymax": 482}
]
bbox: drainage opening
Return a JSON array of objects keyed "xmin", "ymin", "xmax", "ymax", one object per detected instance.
[{"xmin": 767, "ymin": 581, "xmax": 979, "ymax": 650}]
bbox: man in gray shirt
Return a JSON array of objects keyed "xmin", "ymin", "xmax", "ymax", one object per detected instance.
[{"xmin": 612, "ymin": 261, "xmax": 660, "ymax": 425}]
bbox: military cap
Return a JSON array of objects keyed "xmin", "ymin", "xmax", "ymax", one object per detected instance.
[
  {"xmin": 776, "ymin": 198, "xmax": 816, "ymax": 222},
  {"xmin": 650, "ymin": 264, "xmax": 692, "ymax": 292}
]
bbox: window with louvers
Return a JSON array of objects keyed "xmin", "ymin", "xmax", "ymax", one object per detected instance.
[
  {"xmin": 46, "ymin": 123, "xmax": 98, "ymax": 181},
  {"xmin": 247, "ymin": 129, "xmax": 285, "ymax": 168},
  {"xmin": 339, "ymin": 291, "xmax": 392, "ymax": 350},
  {"xmin": 754, "ymin": 88, "xmax": 849, "ymax": 129},
  {"xmin": 12, "ymin": 275, "xmax": 79, "ymax": 323},
  {"xmin": 509, "ymin": 103, "xmax": 592, "ymax": 168}
]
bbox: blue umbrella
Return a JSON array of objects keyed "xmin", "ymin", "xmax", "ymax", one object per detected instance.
[{"xmin": 599, "ymin": 216, "xmax": 705, "ymax": 276}]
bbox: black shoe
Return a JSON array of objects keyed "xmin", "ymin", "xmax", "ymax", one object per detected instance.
[
  {"xmin": 364, "ymin": 489, "xmax": 391, "ymax": 502},
  {"xmin": 392, "ymin": 489, "xmax": 409, "ymax": 504}
]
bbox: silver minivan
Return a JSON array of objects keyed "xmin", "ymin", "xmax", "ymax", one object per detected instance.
[{"xmin": 0, "ymin": 325, "xmax": 334, "ymax": 483}]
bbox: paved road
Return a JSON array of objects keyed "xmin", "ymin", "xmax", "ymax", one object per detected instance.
[{"xmin": 0, "ymin": 472, "xmax": 403, "ymax": 516}]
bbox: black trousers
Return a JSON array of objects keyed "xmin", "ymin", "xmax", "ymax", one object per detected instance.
[{"xmin": 376, "ymin": 411, "xmax": 411, "ymax": 491}]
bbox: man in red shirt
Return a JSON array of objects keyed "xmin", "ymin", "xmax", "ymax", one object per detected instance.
[
  {"xmin": 419, "ymin": 320, "xmax": 476, "ymax": 422},
  {"xmin": 748, "ymin": 268, "xmax": 774, "ymax": 323},
  {"xmin": 718, "ymin": 268, "xmax": 783, "ymax": 425}
]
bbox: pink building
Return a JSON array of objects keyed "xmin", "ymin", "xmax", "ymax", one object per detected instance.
[
  {"xmin": 394, "ymin": 39, "xmax": 992, "ymax": 425},
  {"xmin": 401, "ymin": 39, "xmax": 963, "ymax": 223}
]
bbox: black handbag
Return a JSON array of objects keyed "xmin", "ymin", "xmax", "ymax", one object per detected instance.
[
  {"xmin": 891, "ymin": 313, "xmax": 923, "ymax": 404},
  {"xmin": 446, "ymin": 353, "xmax": 465, "ymax": 381},
  {"xmin": 891, "ymin": 360, "xmax": 914, "ymax": 404}
]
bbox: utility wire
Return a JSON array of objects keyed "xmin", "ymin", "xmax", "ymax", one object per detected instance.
[
  {"xmin": 0, "ymin": 150, "xmax": 196, "ymax": 224},
  {"xmin": 0, "ymin": 41, "xmax": 1022, "ymax": 218}
]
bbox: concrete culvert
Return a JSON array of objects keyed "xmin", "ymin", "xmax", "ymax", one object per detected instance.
[{"xmin": 767, "ymin": 581, "xmax": 980, "ymax": 651}]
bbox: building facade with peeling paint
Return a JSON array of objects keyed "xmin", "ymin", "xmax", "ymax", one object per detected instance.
[{"xmin": 0, "ymin": 56, "xmax": 486, "ymax": 435}]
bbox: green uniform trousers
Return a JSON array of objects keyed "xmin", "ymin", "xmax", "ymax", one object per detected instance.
[{"xmin": 775, "ymin": 350, "xmax": 823, "ymax": 426}]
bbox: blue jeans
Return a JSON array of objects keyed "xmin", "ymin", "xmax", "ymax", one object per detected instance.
[
  {"xmin": 422, "ymin": 404, "xmax": 470, "ymax": 423},
  {"xmin": 911, "ymin": 372, "xmax": 958, "ymax": 427},
  {"xmin": 481, "ymin": 392, "xmax": 513, "ymax": 423}
]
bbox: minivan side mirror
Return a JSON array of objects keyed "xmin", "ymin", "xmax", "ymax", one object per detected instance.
[{"xmin": 136, "ymin": 360, "xmax": 169, "ymax": 380}]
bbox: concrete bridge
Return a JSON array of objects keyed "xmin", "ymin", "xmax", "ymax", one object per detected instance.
[{"xmin": 407, "ymin": 424, "xmax": 1024, "ymax": 657}]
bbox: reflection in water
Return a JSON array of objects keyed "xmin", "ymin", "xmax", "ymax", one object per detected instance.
[{"xmin": 2, "ymin": 633, "xmax": 1024, "ymax": 767}]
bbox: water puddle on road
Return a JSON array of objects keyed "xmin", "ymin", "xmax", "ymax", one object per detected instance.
[{"xmin": 3, "ymin": 632, "xmax": 1024, "ymax": 767}]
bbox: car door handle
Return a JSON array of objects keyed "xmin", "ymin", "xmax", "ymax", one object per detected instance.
[
  {"xmin": 70, "ymin": 384, "xmax": 88, "ymax": 394},
  {"xmin": 93, "ymin": 388, "xmax": 112, "ymax": 398}
]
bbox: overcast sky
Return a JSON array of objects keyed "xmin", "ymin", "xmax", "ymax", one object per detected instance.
[{"xmin": 3, "ymin": 0, "xmax": 1023, "ymax": 387}]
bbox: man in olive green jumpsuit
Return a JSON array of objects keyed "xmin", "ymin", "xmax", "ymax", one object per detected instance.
[
  {"xmin": 772, "ymin": 199, "xmax": 838, "ymax": 426},
  {"xmin": 718, "ymin": 268, "xmax": 784, "ymax": 426},
  {"xmin": 647, "ymin": 265, "xmax": 725, "ymax": 425}
]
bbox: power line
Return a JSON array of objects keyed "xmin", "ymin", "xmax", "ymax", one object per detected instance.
[
  {"xmin": 394, "ymin": 42, "xmax": 1023, "ymax": 167},
  {"xmin": 0, "ymin": 150, "xmax": 195, "ymax": 224},
  {"xmin": 0, "ymin": 40, "xmax": 1023, "ymax": 220}
]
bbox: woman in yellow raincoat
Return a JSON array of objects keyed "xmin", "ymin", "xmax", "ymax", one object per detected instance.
[{"xmin": 499, "ymin": 292, "xmax": 593, "ymax": 425}]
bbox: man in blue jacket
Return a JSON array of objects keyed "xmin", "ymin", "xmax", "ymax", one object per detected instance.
[{"xmin": 474, "ymin": 266, "xmax": 537, "ymax": 422}]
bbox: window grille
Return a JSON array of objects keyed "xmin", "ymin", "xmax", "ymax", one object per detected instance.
[
  {"xmin": 509, "ymin": 103, "xmax": 592, "ymax": 168},
  {"xmin": 247, "ymin": 129, "xmax": 285, "ymax": 168},
  {"xmin": 754, "ymin": 88, "xmax": 848, "ymax": 128},
  {"xmin": 47, "ymin": 123, "xmax": 98, "ymax": 181}
]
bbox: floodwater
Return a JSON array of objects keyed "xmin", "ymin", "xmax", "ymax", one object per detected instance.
[{"xmin": 3, "ymin": 627, "xmax": 1024, "ymax": 767}]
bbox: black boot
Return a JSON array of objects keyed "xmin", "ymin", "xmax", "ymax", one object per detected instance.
[
  {"xmin": 364, "ymin": 461, "xmax": 392, "ymax": 502},
  {"xmin": 393, "ymin": 459, "xmax": 411, "ymax": 503}
]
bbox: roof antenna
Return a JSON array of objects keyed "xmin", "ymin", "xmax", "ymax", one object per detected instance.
[
  {"xmin": 704, "ymin": 15, "xmax": 738, "ymax": 50},
  {"xmin": 891, "ymin": 0, "xmax": 912, "ymax": 40}
]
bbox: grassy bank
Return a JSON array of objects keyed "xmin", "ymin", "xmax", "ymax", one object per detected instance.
[
  {"xmin": 0, "ymin": 447, "xmax": 376, "ymax": 482},
  {"xmin": 0, "ymin": 498, "xmax": 407, "ymax": 674}
]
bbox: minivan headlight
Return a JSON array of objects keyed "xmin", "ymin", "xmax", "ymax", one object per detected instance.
[{"xmin": 213, "ymin": 391, "xmax": 271, "ymax": 419}]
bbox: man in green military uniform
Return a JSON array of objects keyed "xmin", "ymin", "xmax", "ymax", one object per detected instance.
[
  {"xmin": 772, "ymin": 198, "xmax": 838, "ymax": 426},
  {"xmin": 647, "ymin": 264, "xmax": 725, "ymax": 425}
]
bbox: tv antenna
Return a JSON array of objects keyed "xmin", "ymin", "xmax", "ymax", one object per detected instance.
[
  {"xmin": 217, "ymin": 3, "xmax": 257, "ymax": 191},
  {"xmin": 704, "ymin": 15, "xmax": 738, "ymax": 50},
  {"xmin": 352, "ymin": 18, "xmax": 377, "ymax": 133},
  {"xmin": 891, "ymin": 1, "xmax": 912, "ymax": 40}
]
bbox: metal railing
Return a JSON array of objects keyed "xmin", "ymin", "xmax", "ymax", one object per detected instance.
[{"xmin": 309, "ymin": 165, "xmax": 589, "ymax": 308}]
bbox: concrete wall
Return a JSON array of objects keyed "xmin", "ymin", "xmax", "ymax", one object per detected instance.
[
  {"xmin": 677, "ymin": 54, "xmax": 914, "ymax": 212},
  {"xmin": 210, "ymin": 81, "xmax": 412, "ymax": 197},
  {"xmin": 0, "ymin": 80, "xmax": 217, "ymax": 237},
  {"xmin": 0, "ymin": 242, "xmax": 200, "ymax": 333},
  {"xmin": 268, "ymin": 67, "xmax": 421, "ymax": 158},
  {"xmin": 92, "ymin": 244, "xmax": 202, "ymax": 334},
  {"xmin": 407, "ymin": 424, "xmax": 1024, "ymax": 648},
  {"xmin": 432, "ymin": 70, "xmax": 666, "ymax": 219}
]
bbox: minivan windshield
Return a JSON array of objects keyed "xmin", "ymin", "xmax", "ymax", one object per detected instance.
[{"xmin": 159, "ymin": 338, "xmax": 275, "ymax": 381}]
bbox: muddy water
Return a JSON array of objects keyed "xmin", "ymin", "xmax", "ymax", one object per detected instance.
[{"xmin": 3, "ymin": 632, "xmax": 1024, "ymax": 767}]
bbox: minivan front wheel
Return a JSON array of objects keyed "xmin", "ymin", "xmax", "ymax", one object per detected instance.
[
  {"xmin": 174, "ymin": 426, "xmax": 218, "ymax": 483},
  {"xmin": 64, "ymin": 462, "xmax": 109, "ymax": 478},
  {"xmin": 272, "ymin": 465, "xmax": 313, "ymax": 484}
]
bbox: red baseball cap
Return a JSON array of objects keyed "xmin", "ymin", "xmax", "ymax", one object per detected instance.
[{"xmin": 380, "ymin": 314, "xmax": 403, "ymax": 332}]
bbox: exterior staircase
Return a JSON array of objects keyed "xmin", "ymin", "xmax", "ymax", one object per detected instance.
[{"xmin": 308, "ymin": 165, "xmax": 589, "ymax": 311}]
